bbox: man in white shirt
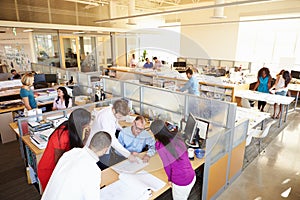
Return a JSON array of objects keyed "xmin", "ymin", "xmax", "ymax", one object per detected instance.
[
  {"xmin": 86, "ymin": 99, "xmax": 138, "ymax": 168},
  {"xmin": 118, "ymin": 115, "xmax": 155, "ymax": 163},
  {"xmin": 153, "ymin": 57, "xmax": 162, "ymax": 70},
  {"xmin": 41, "ymin": 131, "xmax": 111, "ymax": 200}
]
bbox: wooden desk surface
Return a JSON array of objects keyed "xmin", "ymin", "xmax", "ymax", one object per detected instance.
[{"xmin": 101, "ymin": 153, "xmax": 205, "ymax": 199}]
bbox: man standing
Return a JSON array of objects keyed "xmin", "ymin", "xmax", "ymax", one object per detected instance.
[
  {"xmin": 86, "ymin": 99, "xmax": 137, "ymax": 168},
  {"xmin": 180, "ymin": 68, "xmax": 200, "ymax": 96},
  {"xmin": 118, "ymin": 115, "xmax": 155, "ymax": 163},
  {"xmin": 41, "ymin": 131, "xmax": 111, "ymax": 200}
]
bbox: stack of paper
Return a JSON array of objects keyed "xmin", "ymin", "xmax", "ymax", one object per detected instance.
[{"xmin": 101, "ymin": 170, "xmax": 166, "ymax": 200}]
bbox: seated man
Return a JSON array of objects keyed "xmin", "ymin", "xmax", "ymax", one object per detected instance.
[
  {"xmin": 143, "ymin": 58, "xmax": 153, "ymax": 69},
  {"xmin": 10, "ymin": 69, "xmax": 21, "ymax": 80},
  {"xmin": 118, "ymin": 115, "xmax": 155, "ymax": 163}
]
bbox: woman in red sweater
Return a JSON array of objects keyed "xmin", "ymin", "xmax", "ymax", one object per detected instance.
[{"xmin": 38, "ymin": 108, "xmax": 91, "ymax": 191}]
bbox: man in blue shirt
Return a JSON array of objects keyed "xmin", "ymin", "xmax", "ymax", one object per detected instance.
[
  {"xmin": 118, "ymin": 115, "xmax": 155, "ymax": 163},
  {"xmin": 143, "ymin": 58, "xmax": 153, "ymax": 69},
  {"xmin": 180, "ymin": 68, "xmax": 200, "ymax": 96}
]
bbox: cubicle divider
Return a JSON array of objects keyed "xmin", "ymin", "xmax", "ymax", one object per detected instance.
[
  {"xmin": 28, "ymin": 64, "xmax": 249, "ymax": 199},
  {"xmin": 100, "ymin": 76, "xmax": 248, "ymax": 200},
  {"xmin": 15, "ymin": 97, "xmax": 121, "ymax": 188}
]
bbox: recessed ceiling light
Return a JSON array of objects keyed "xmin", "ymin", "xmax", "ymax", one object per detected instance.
[
  {"xmin": 73, "ymin": 31, "xmax": 85, "ymax": 34},
  {"xmin": 23, "ymin": 29, "xmax": 34, "ymax": 32}
]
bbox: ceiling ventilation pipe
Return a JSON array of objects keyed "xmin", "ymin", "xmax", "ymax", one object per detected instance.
[
  {"xmin": 127, "ymin": 0, "xmax": 136, "ymax": 25},
  {"xmin": 212, "ymin": 0, "xmax": 227, "ymax": 18}
]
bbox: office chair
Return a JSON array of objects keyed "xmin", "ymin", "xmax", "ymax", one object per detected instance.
[
  {"xmin": 244, "ymin": 134, "xmax": 253, "ymax": 162},
  {"xmin": 241, "ymin": 98, "xmax": 251, "ymax": 108},
  {"xmin": 250, "ymin": 120, "xmax": 276, "ymax": 153}
]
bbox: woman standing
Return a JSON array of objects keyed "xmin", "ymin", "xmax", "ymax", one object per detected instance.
[
  {"xmin": 20, "ymin": 73, "xmax": 37, "ymax": 110},
  {"xmin": 38, "ymin": 108, "xmax": 91, "ymax": 191},
  {"xmin": 253, "ymin": 67, "xmax": 272, "ymax": 112},
  {"xmin": 150, "ymin": 120, "xmax": 196, "ymax": 200},
  {"xmin": 270, "ymin": 70, "xmax": 291, "ymax": 118},
  {"xmin": 52, "ymin": 87, "xmax": 72, "ymax": 110}
]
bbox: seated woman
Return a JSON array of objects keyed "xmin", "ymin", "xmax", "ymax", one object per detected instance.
[
  {"xmin": 37, "ymin": 108, "xmax": 91, "ymax": 191},
  {"xmin": 269, "ymin": 70, "xmax": 291, "ymax": 119},
  {"xmin": 52, "ymin": 87, "xmax": 72, "ymax": 110}
]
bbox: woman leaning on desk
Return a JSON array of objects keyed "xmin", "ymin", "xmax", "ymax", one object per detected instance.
[
  {"xmin": 269, "ymin": 70, "xmax": 291, "ymax": 119},
  {"xmin": 37, "ymin": 108, "xmax": 91, "ymax": 191},
  {"xmin": 52, "ymin": 86, "xmax": 72, "ymax": 110},
  {"xmin": 20, "ymin": 72, "xmax": 37, "ymax": 110},
  {"xmin": 253, "ymin": 67, "xmax": 272, "ymax": 112},
  {"xmin": 150, "ymin": 120, "xmax": 196, "ymax": 200}
]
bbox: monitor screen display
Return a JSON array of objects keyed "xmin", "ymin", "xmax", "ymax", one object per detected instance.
[
  {"xmin": 34, "ymin": 74, "xmax": 46, "ymax": 83},
  {"xmin": 291, "ymin": 70, "xmax": 300, "ymax": 79},
  {"xmin": 45, "ymin": 74, "xmax": 57, "ymax": 83},
  {"xmin": 184, "ymin": 113, "xmax": 198, "ymax": 145},
  {"xmin": 173, "ymin": 62, "xmax": 187, "ymax": 68}
]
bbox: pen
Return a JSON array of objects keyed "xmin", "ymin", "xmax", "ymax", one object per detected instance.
[{"xmin": 100, "ymin": 185, "xmax": 106, "ymax": 189}]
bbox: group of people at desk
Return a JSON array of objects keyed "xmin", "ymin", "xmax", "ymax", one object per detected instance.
[
  {"xmin": 19, "ymin": 73, "xmax": 72, "ymax": 112},
  {"xmin": 37, "ymin": 99, "xmax": 197, "ymax": 200}
]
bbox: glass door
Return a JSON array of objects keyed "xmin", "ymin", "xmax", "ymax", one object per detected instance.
[{"xmin": 59, "ymin": 36, "xmax": 81, "ymax": 71}]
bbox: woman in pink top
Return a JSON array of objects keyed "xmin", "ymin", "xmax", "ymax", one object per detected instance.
[{"xmin": 150, "ymin": 120, "xmax": 196, "ymax": 200}]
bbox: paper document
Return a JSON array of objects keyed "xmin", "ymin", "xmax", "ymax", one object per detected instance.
[
  {"xmin": 101, "ymin": 170, "xmax": 166, "ymax": 200},
  {"xmin": 111, "ymin": 157, "xmax": 148, "ymax": 174}
]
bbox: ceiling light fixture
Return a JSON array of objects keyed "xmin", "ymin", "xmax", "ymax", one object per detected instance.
[
  {"xmin": 73, "ymin": 31, "xmax": 85, "ymax": 34},
  {"xmin": 95, "ymin": 0, "xmax": 274, "ymax": 23},
  {"xmin": 23, "ymin": 29, "xmax": 34, "ymax": 32}
]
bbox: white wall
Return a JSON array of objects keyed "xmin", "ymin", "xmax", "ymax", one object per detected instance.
[{"xmin": 179, "ymin": 1, "xmax": 300, "ymax": 61}]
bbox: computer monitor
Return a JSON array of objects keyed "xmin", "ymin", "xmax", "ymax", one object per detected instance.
[
  {"xmin": 173, "ymin": 62, "xmax": 187, "ymax": 68},
  {"xmin": 34, "ymin": 74, "xmax": 46, "ymax": 84},
  {"xmin": 291, "ymin": 70, "xmax": 300, "ymax": 79},
  {"xmin": 45, "ymin": 74, "xmax": 57, "ymax": 84},
  {"xmin": 184, "ymin": 113, "xmax": 199, "ymax": 147}
]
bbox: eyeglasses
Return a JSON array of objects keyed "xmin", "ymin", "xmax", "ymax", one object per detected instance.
[{"xmin": 134, "ymin": 121, "xmax": 144, "ymax": 132}]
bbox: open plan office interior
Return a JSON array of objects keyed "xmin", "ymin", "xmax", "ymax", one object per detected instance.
[{"xmin": 0, "ymin": 0, "xmax": 300, "ymax": 200}]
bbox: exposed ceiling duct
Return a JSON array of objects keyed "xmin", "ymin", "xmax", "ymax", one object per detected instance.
[
  {"xmin": 127, "ymin": 0, "xmax": 136, "ymax": 25},
  {"xmin": 212, "ymin": 0, "xmax": 226, "ymax": 18}
]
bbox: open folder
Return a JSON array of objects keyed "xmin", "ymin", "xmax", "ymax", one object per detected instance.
[{"xmin": 101, "ymin": 170, "xmax": 166, "ymax": 200}]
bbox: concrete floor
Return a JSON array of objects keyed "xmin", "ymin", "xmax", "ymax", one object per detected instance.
[{"xmin": 217, "ymin": 110, "xmax": 300, "ymax": 200}]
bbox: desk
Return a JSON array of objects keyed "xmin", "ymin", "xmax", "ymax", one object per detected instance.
[
  {"xmin": 235, "ymin": 90, "xmax": 294, "ymax": 127},
  {"xmin": 288, "ymin": 84, "xmax": 300, "ymax": 110},
  {"xmin": 235, "ymin": 107, "xmax": 270, "ymax": 133},
  {"xmin": 101, "ymin": 153, "xmax": 205, "ymax": 199}
]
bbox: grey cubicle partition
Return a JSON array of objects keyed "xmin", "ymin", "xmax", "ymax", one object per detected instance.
[
  {"xmin": 16, "ymin": 97, "xmax": 121, "ymax": 189},
  {"xmin": 100, "ymin": 76, "xmax": 248, "ymax": 200}
]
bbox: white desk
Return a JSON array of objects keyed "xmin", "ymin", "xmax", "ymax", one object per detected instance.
[
  {"xmin": 235, "ymin": 90, "xmax": 294, "ymax": 127},
  {"xmin": 288, "ymin": 84, "xmax": 300, "ymax": 110},
  {"xmin": 236, "ymin": 107, "xmax": 270, "ymax": 134}
]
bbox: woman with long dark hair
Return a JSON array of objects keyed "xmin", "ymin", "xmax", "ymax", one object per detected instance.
[
  {"xmin": 270, "ymin": 70, "xmax": 291, "ymax": 118},
  {"xmin": 52, "ymin": 86, "xmax": 72, "ymax": 110},
  {"xmin": 38, "ymin": 108, "xmax": 91, "ymax": 191},
  {"xmin": 150, "ymin": 120, "xmax": 196, "ymax": 200},
  {"xmin": 253, "ymin": 67, "xmax": 272, "ymax": 112}
]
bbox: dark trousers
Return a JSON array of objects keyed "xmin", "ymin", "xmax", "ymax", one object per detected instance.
[{"xmin": 258, "ymin": 101, "xmax": 266, "ymax": 111}]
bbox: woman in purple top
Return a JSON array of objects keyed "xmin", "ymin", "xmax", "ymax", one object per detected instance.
[{"xmin": 150, "ymin": 120, "xmax": 196, "ymax": 200}]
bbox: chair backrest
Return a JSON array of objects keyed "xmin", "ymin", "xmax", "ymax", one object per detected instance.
[
  {"xmin": 241, "ymin": 98, "xmax": 251, "ymax": 108},
  {"xmin": 261, "ymin": 121, "xmax": 276, "ymax": 138},
  {"xmin": 246, "ymin": 135, "xmax": 252, "ymax": 146}
]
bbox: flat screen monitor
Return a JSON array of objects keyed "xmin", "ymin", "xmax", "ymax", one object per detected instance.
[
  {"xmin": 195, "ymin": 117, "xmax": 209, "ymax": 140},
  {"xmin": 34, "ymin": 74, "xmax": 46, "ymax": 84},
  {"xmin": 184, "ymin": 113, "xmax": 198, "ymax": 147},
  {"xmin": 45, "ymin": 74, "xmax": 57, "ymax": 83},
  {"xmin": 173, "ymin": 62, "xmax": 186, "ymax": 68},
  {"xmin": 291, "ymin": 70, "xmax": 300, "ymax": 79}
]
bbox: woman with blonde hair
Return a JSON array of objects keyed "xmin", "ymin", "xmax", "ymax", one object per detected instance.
[{"xmin": 20, "ymin": 73, "xmax": 37, "ymax": 110}]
